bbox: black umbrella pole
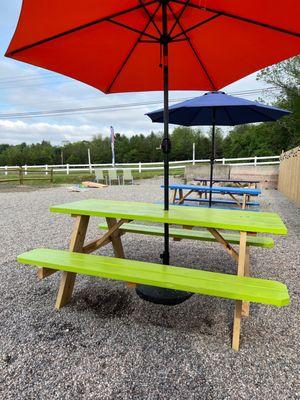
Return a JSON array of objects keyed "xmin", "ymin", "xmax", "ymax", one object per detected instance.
[
  {"xmin": 135, "ymin": 0, "xmax": 193, "ymax": 305},
  {"xmin": 162, "ymin": 0, "xmax": 170, "ymax": 265},
  {"xmin": 209, "ymin": 110, "xmax": 216, "ymax": 207}
]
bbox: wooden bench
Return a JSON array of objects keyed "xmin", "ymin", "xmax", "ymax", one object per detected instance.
[
  {"xmin": 17, "ymin": 248, "xmax": 289, "ymax": 351},
  {"xmin": 98, "ymin": 223, "xmax": 274, "ymax": 248}
]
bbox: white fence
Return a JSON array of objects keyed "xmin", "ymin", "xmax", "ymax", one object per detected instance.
[{"xmin": 0, "ymin": 155, "xmax": 280, "ymax": 175}]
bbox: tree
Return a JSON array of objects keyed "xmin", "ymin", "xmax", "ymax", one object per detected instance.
[
  {"xmin": 170, "ymin": 127, "xmax": 197, "ymax": 160},
  {"xmin": 257, "ymin": 56, "xmax": 300, "ymax": 150},
  {"xmin": 223, "ymin": 56, "xmax": 300, "ymax": 156}
]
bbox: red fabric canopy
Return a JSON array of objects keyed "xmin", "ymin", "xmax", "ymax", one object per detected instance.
[{"xmin": 6, "ymin": 0, "xmax": 300, "ymax": 93}]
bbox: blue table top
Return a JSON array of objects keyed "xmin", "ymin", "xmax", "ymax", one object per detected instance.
[{"xmin": 164, "ymin": 184, "xmax": 261, "ymax": 196}]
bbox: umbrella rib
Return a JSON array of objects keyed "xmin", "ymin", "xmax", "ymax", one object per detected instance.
[
  {"xmin": 172, "ymin": 0, "xmax": 300, "ymax": 38},
  {"xmin": 248, "ymin": 106, "xmax": 285, "ymax": 121},
  {"xmin": 168, "ymin": 0, "xmax": 191, "ymax": 37},
  {"xmin": 171, "ymin": 14, "xmax": 221, "ymax": 40},
  {"xmin": 6, "ymin": 0, "xmax": 157, "ymax": 57},
  {"xmin": 188, "ymin": 106, "xmax": 205, "ymax": 126},
  {"xmin": 138, "ymin": 0, "xmax": 162, "ymax": 36},
  {"xmin": 106, "ymin": 3, "xmax": 161, "ymax": 93},
  {"xmin": 167, "ymin": 3, "xmax": 217, "ymax": 90},
  {"xmin": 108, "ymin": 20, "xmax": 159, "ymax": 41},
  {"xmin": 223, "ymin": 107, "xmax": 235, "ymax": 126}
]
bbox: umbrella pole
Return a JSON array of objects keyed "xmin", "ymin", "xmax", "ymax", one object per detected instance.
[
  {"xmin": 162, "ymin": 0, "xmax": 170, "ymax": 265},
  {"xmin": 209, "ymin": 108, "xmax": 216, "ymax": 207},
  {"xmin": 135, "ymin": 0, "xmax": 193, "ymax": 305}
]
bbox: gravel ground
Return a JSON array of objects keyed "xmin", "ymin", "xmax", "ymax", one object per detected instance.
[{"xmin": 0, "ymin": 178, "xmax": 299, "ymax": 400}]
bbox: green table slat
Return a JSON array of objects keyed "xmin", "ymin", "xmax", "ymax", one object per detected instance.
[
  {"xmin": 50, "ymin": 199, "xmax": 287, "ymax": 235},
  {"xmin": 18, "ymin": 249, "xmax": 289, "ymax": 307}
]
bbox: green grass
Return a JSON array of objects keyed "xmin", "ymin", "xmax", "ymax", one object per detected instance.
[{"xmin": 0, "ymin": 169, "xmax": 184, "ymax": 186}]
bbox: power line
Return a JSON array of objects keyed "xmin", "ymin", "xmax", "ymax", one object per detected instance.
[{"xmin": 0, "ymin": 87, "xmax": 278, "ymax": 120}]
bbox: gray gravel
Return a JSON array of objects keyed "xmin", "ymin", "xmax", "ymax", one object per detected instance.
[{"xmin": 0, "ymin": 179, "xmax": 299, "ymax": 400}]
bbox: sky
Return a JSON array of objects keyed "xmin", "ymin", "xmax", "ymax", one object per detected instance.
[{"xmin": 0, "ymin": 0, "xmax": 271, "ymax": 145}]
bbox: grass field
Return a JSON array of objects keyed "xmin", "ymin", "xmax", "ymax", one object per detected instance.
[{"xmin": 0, "ymin": 168, "xmax": 184, "ymax": 186}]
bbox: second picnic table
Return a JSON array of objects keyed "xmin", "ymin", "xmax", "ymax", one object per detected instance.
[{"xmin": 166, "ymin": 184, "xmax": 261, "ymax": 209}]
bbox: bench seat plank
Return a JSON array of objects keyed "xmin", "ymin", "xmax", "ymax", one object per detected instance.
[
  {"xmin": 98, "ymin": 223, "xmax": 274, "ymax": 248},
  {"xmin": 17, "ymin": 249, "xmax": 289, "ymax": 306}
]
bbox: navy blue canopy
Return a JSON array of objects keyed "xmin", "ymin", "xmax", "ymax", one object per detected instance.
[
  {"xmin": 146, "ymin": 91, "xmax": 291, "ymax": 126},
  {"xmin": 147, "ymin": 91, "xmax": 291, "ymax": 209}
]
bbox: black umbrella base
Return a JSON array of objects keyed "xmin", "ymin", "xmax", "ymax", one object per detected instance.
[{"xmin": 135, "ymin": 285, "xmax": 193, "ymax": 306}]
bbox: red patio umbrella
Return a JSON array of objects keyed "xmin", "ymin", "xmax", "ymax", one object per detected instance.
[{"xmin": 6, "ymin": 0, "xmax": 300, "ymax": 303}]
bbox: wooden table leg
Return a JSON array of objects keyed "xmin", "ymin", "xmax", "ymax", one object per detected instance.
[
  {"xmin": 177, "ymin": 189, "xmax": 194, "ymax": 205},
  {"xmin": 242, "ymin": 247, "xmax": 250, "ymax": 317},
  {"xmin": 55, "ymin": 215, "xmax": 90, "ymax": 309},
  {"xmin": 242, "ymin": 194, "xmax": 247, "ymax": 210},
  {"xmin": 228, "ymin": 193, "xmax": 243, "ymax": 208},
  {"xmin": 204, "ymin": 181, "xmax": 208, "ymax": 199},
  {"xmin": 106, "ymin": 217, "xmax": 136, "ymax": 288},
  {"xmin": 232, "ymin": 231, "xmax": 247, "ymax": 351},
  {"xmin": 173, "ymin": 224, "xmax": 193, "ymax": 242},
  {"xmin": 178, "ymin": 189, "xmax": 183, "ymax": 204},
  {"xmin": 106, "ymin": 217, "xmax": 125, "ymax": 258},
  {"xmin": 172, "ymin": 189, "xmax": 177, "ymax": 203},
  {"xmin": 232, "ymin": 300, "xmax": 243, "ymax": 351}
]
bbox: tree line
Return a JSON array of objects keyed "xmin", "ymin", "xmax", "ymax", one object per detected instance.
[{"xmin": 0, "ymin": 57, "xmax": 298, "ymax": 166}]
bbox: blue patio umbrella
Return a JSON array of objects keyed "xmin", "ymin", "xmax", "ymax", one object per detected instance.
[{"xmin": 147, "ymin": 91, "xmax": 291, "ymax": 206}]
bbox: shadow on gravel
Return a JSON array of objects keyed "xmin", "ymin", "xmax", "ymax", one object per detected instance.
[{"xmin": 74, "ymin": 287, "xmax": 134, "ymax": 318}]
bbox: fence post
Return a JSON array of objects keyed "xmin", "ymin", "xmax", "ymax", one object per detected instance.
[
  {"xmin": 24, "ymin": 164, "xmax": 28, "ymax": 175},
  {"xmin": 254, "ymin": 156, "xmax": 257, "ymax": 167},
  {"xmin": 50, "ymin": 168, "xmax": 54, "ymax": 183},
  {"xmin": 5, "ymin": 166, "xmax": 8, "ymax": 176},
  {"xmin": 192, "ymin": 143, "xmax": 195, "ymax": 165},
  {"xmin": 88, "ymin": 148, "xmax": 92, "ymax": 173},
  {"xmin": 139, "ymin": 162, "xmax": 142, "ymax": 173},
  {"xmin": 45, "ymin": 164, "xmax": 48, "ymax": 175},
  {"xmin": 66, "ymin": 164, "xmax": 70, "ymax": 175},
  {"xmin": 19, "ymin": 167, "xmax": 24, "ymax": 185},
  {"xmin": 222, "ymin": 158, "xmax": 225, "ymax": 165}
]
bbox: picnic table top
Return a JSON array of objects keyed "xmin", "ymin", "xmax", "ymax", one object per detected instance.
[
  {"xmin": 50, "ymin": 199, "xmax": 286, "ymax": 235},
  {"xmin": 166, "ymin": 184, "xmax": 261, "ymax": 196},
  {"xmin": 194, "ymin": 178, "xmax": 260, "ymax": 184}
]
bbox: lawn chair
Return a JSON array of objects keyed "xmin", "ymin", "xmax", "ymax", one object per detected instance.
[
  {"xmin": 122, "ymin": 169, "xmax": 134, "ymax": 185},
  {"xmin": 108, "ymin": 169, "xmax": 120, "ymax": 185},
  {"xmin": 94, "ymin": 169, "xmax": 107, "ymax": 185}
]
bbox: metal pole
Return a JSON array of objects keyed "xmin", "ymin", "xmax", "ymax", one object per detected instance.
[
  {"xmin": 162, "ymin": 0, "xmax": 170, "ymax": 265},
  {"xmin": 135, "ymin": 0, "xmax": 193, "ymax": 305},
  {"xmin": 209, "ymin": 108, "xmax": 216, "ymax": 207}
]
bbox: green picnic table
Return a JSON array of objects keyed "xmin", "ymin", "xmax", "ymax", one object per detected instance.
[{"xmin": 18, "ymin": 199, "xmax": 288, "ymax": 351}]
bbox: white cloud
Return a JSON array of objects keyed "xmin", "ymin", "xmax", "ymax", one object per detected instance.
[{"xmin": 0, "ymin": 120, "xmax": 100, "ymax": 144}]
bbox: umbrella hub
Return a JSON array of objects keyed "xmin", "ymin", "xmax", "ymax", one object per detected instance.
[
  {"xmin": 159, "ymin": 33, "xmax": 172, "ymax": 45},
  {"xmin": 206, "ymin": 91, "xmax": 226, "ymax": 95},
  {"xmin": 159, "ymin": 0, "xmax": 171, "ymax": 5}
]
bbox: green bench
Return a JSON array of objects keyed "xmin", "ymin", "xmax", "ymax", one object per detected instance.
[
  {"xmin": 98, "ymin": 223, "xmax": 274, "ymax": 248},
  {"xmin": 17, "ymin": 248, "xmax": 289, "ymax": 351}
]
